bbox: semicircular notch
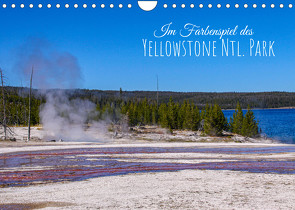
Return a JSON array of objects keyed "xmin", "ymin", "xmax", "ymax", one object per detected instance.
[{"xmin": 138, "ymin": 1, "xmax": 158, "ymax": 11}]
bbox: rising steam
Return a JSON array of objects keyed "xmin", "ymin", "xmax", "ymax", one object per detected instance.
[
  {"xmin": 14, "ymin": 37, "xmax": 107, "ymax": 141},
  {"xmin": 14, "ymin": 37, "xmax": 82, "ymax": 89}
]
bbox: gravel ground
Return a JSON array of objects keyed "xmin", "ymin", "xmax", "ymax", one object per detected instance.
[{"xmin": 1, "ymin": 169, "xmax": 294, "ymax": 209}]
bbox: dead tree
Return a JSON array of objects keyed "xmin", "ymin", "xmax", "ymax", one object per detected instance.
[
  {"xmin": 0, "ymin": 69, "xmax": 15, "ymax": 140},
  {"xmin": 28, "ymin": 67, "xmax": 33, "ymax": 141},
  {"xmin": 0, "ymin": 69, "xmax": 7, "ymax": 139},
  {"xmin": 156, "ymin": 75, "xmax": 159, "ymax": 108}
]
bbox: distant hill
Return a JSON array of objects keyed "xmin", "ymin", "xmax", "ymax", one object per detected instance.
[{"xmin": 6, "ymin": 86, "xmax": 295, "ymax": 109}]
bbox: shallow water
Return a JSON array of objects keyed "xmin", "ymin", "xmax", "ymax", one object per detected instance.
[
  {"xmin": 223, "ymin": 109, "xmax": 295, "ymax": 144},
  {"xmin": 0, "ymin": 146, "xmax": 294, "ymax": 187}
]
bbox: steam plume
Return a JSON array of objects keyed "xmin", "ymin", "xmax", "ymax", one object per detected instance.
[
  {"xmin": 14, "ymin": 37, "xmax": 107, "ymax": 141},
  {"xmin": 14, "ymin": 37, "xmax": 82, "ymax": 89}
]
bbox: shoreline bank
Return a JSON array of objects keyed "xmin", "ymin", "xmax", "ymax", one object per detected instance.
[{"xmin": 223, "ymin": 106, "xmax": 295, "ymax": 111}]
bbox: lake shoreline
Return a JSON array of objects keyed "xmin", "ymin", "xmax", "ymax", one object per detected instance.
[
  {"xmin": 223, "ymin": 109, "xmax": 295, "ymax": 144},
  {"xmin": 223, "ymin": 106, "xmax": 295, "ymax": 111}
]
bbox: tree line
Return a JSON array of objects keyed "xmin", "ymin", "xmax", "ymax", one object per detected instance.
[
  {"xmin": 0, "ymin": 89, "xmax": 41, "ymax": 126},
  {"xmin": 119, "ymin": 98, "xmax": 259, "ymax": 137},
  {"xmin": 5, "ymin": 86, "xmax": 295, "ymax": 109},
  {"xmin": 0, "ymin": 87, "xmax": 260, "ymax": 138}
]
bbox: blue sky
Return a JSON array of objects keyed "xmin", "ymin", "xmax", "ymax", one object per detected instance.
[{"xmin": 0, "ymin": 0, "xmax": 295, "ymax": 92}]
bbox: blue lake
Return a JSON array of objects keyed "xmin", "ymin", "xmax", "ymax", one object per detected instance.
[{"xmin": 223, "ymin": 109, "xmax": 295, "ymax": 144}]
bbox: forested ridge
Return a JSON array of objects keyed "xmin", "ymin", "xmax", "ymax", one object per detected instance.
[
  {"xmin": 62, "ymin": 89, "xmax": 295, "ymax": 109},
  {"xmin": 5, "ymin": 86, "xmax": 295, "ymax": 108}
]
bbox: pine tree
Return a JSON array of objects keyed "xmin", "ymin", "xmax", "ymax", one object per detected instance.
[
  {"xmin": 241, "ymin": 106, "xmax": 259, "ymax": 137},
  {"xmin": 158, "ymin": 103, "xmax": 168, "ymax": 128},
  {"xmin": 178, "ymin": 100, "xmax": 187, "ymax": 129},
  {"xmin": 151, "ymin": 103, "xmax": 158, "ymax": 125},
  {"xmin": 191, "ymin": 104, "xmax": 201, "ymax": 131},
  {"xmin": 127, "ymin": 102, "xmax": 136, "ymax": 126},
  {"xmin": 204, "ymin": 104, "xmax": 227, "ymax": 136},
  {"xmin": 142, "ymin": 98, "xmax": 150, "ymax": 125},
  {"xmin": 230, "ymin": 102, "xmax": 244, "ymax": 134},
  {"xmin": 136, "ymin": 102, "xmax": 144, "ymax": 125},
  {"xmin": 203, "ymin": 105, "xmax": 214, "ymax": 135},
  {"xmin": 213, "ymin": 104, "xmax": 227, "ymax": 134},
  {"xmin": 183, "ymin": 101, "xmax": 192, "ymax": 129},
  {"xmin": 167, "ymin": 97, "xmax": 177, "ymax": 129}
]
